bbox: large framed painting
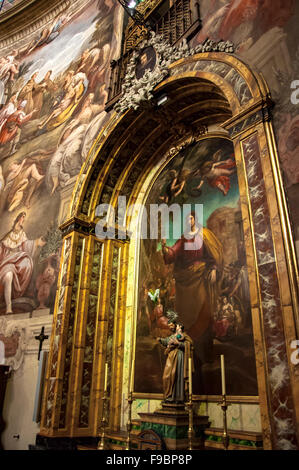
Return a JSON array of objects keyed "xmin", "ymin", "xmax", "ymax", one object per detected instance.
[{"xmin": 134, "ymin": 136, "xmax": 258, "ymax": 398}]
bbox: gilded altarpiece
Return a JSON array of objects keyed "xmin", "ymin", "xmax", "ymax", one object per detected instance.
[{"xmin": 40, "ymin": 52, "xmax": 299, "ymax": 450}]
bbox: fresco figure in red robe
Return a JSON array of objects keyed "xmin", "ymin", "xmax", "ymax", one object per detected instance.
[{"xmin": 0, "ymin": 100, "xmax": 36, "ymax": 155}]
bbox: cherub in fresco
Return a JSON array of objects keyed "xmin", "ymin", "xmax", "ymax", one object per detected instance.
[
  {"xmin": 0, "ymin": 100, "xmax": 37, "ymax": 155},
  {"xmin": 159, "ymin": 169, "xmax": 190, "ymax": 204},
  {"xmin": 193, "ymin": 150, "xmax": 236, "ymax": 196},
  {"xmin": 0, "ymin": 50, "xmax": 19, "ymax": 83}
]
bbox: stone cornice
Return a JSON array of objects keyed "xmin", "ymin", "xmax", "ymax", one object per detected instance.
[{"xmin": 0, "ymin": 0, "xmax": 38, "ymax": 23}]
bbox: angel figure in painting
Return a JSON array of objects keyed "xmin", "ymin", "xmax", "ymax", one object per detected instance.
[
  {"xmin": 157, "ymin": 312, "xmax": 193, "ymax": 404},
  {"xmin": 193, "ymin": 150, "xmax": 236, "ymax": 196},
  {"xmin": 159, "ymin": 169, "xmax": 190, "ymax": 204}
]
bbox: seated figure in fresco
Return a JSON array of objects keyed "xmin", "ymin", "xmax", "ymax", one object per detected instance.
[
  {"xmin": 162, "ymin": 212, "xmax": 223, "ymax": 363},
  {"xmin": 157, "ymin": 313, "xmax": 193, "ymax": 403},
  {"xmin": 0, "ymin": 212, "xmax": 46, "ymax": 314}
]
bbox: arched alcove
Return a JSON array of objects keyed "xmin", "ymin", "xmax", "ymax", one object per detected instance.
[{"xmin": 39, "ymin": 52, "xmax": 299, "ymax": 450}]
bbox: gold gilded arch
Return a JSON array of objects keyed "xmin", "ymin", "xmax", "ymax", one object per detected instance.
[{"xmin": 40, "ymin": 52, "xmax": 299, "ymax": 450}]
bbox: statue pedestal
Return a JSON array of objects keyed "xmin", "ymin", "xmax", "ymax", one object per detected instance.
[{"xmin": 139, "ymin": 403, "xmax": 210, "ymax": 450}]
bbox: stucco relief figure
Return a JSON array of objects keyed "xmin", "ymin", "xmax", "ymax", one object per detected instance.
[
  {"xmin": 162, "ymin": 212, "xmax": 223, "ymax": 363},
  {"xmin": 0, "ymin": 212, "xmax": 46, "ymax": 314},
  {"xmin": 157, "ymin": 314, "xmax": 193, "ymax": 403}
]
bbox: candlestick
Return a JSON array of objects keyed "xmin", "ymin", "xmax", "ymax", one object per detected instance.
[
  {"xmin": 221, "ymin": 355, "xmax": 226, "ymax": 396},
  {"xmin": 188, "ymin": 356, "xmax": 192, "ymax": 399},
  {"xmin": 104, "ymin": 362, "xmax": 108, "ymax": 392},
  {"xmin": 129, "ymin": 359, "xmax": 135, "ymax": 393},
  {"xmin": 126, "ymin": 391, "xmax": 133, "ymax": 450},
  {"xmin": 97, "ymin": 390, "xmax": 109, "ymax": 450},
  {"xmin": 221, "ymin": 395, "xmax": 229, "ymax": 450}
]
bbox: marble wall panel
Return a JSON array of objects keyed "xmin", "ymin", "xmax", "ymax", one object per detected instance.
[{"xmin": 242, "ymin": 133, "xmax": 298, "ymax": 449}]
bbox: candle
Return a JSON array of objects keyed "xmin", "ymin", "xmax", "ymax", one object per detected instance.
[
  {"xmin": 221, "ymin": 355, "xmax": 226, "ymax": 396},
  {"xmin": 104, "ymin": 362, "xmax": 108, "ymax": 392},
  {"xmin": 188, "ymin": 356, "xmax": 192, "ymax": 398},
  {"xmin": 129, "ymin": 359, "xmax": 135, "ymax": 393}
]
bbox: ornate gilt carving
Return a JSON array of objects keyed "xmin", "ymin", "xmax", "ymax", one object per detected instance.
[{"xmin": 114, "ymin": 32, "xmax": 235, "ymax": 115}]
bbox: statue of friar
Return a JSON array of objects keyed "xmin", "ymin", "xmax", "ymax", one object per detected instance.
[{"xmin": 156, "ymin": 311, "xmax": 194, "ymax": 404}]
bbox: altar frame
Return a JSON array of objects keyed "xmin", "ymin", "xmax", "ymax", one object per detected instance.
[{"xmin": 39, "ymin": 52, "xmax": 299, "ymax": 450}]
